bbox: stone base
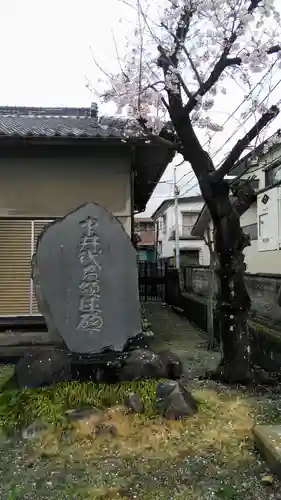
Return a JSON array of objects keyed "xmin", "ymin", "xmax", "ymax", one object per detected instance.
[
  {"xmin": 13, "ymin": 335, "xmax": 183, "ymax": 389},
  {"xmin": 71, "ymin": 351, "xmax": 127, "ymax": 384},
  {"xmin": 253, "ymin": 425, "xmax": 281, "ymax": 478}
]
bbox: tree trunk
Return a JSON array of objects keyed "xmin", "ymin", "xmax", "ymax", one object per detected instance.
[
  {"xmin": 167, "ymin": 114, "xmax": 258, "ymax": 382},
  {"xmin": 207, "ymin": 257, "xmax": 216, "ymax": 350},
  {"xmin": 211, "ymin": 188, "xmax": 252, "ymax": 383}
]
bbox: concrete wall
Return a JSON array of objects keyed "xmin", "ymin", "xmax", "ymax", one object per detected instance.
[
  {"xmin": 0, "ymin": 151, "xmax": 132, "ymax": 235},
  {"xmin": 182, "ymin": 265, "xmax": 281, "ymax": 328}
]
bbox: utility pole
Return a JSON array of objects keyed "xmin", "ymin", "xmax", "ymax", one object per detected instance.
[{"xmin": 173, "ymin": 166, "xmax": 180, "ymax": 269}]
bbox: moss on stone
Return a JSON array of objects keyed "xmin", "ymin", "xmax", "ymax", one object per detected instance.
[{"xmin": 249, "ymin": 319, "xmax": 281, "ymax": 343}]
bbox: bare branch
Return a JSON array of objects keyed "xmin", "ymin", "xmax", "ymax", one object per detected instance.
[{"xmin": 213, "ymin": 105, "xmax": 280, "ymax": 182}]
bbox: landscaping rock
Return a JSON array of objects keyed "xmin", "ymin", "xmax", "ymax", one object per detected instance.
[
  {"xmin": 158, "ymin": 350, "xmax": 183, "ymax": 379},
  {"xmin": 15, "ymin": 349, "xmax": 72, "ymax": 389},
  {"xmin": 155, "ymin": 380, "xmax": 198, "ymax": 420},
  {"xmin": 66, "ymin": 407, "xmax": 103, "ymax": 421},
  {"xmin": 95, "ymin": 423, "xmax": 118, "ymax": 437},
  {"xmin": 143, "ymin": 329, "xmax": 154, "ymax": 337},
  {"xmin": 119, "ymin": 349, "xmax": 165, "ymax": 381},
  {"xmin": 22, "ymin": 420, "xmax": 48, "ymax": 440},
  {"xmin": 125, "ymin": 392, "xmax": 144, "ymax": 413},
  {"xmin": 123, "ymin": 333, "xmax": 151, "ymax": 352}
]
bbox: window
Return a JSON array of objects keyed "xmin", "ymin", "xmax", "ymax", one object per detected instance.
[
  {"xmin": 241, "ymin": 223, "xmax": 258, "ymax": 240},
  {"xmin": 162, "ymin": 214, "xmax": 167, "ymax": 233},
  {"xmin": 265, "ymin": 163, "xmax": 281, "ymax": 187},
  {"xmin": 258, "ymin": 213, "xmax": 269, "ymax": 240}
]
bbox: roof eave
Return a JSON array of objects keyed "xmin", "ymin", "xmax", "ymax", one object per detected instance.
[{"xmin": 191, "ymin": 205, "xmax": 210, "ymax": 237}]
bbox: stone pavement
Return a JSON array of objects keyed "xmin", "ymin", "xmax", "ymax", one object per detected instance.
[
  {"xmin": 144, "ymin": 302, "xmax": 220, "ymax": 378},
  {"xmin": 254, "ymin": 425, "xmax": 281, "ymax": 480},
  {"xmin": 145, "ymin": 302, "xmax": 281, "ymax": 480}
]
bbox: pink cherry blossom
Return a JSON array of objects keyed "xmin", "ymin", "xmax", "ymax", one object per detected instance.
[{"xmin": 98, "ymin": 0, "xmax": 280, "ymax": 137}]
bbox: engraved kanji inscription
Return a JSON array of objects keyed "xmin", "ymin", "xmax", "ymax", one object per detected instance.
[{"xmin": 76, "ymin": 217, "xmax": 103, "ymax": 334}]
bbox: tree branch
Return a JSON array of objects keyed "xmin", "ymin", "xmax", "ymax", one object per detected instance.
[
  {"xmin": 232, "ymin": 182, "xmax": 257, "ymax": 217},
  {"xmin": 161, "ymin": 20, "xmax": 202, "ymax": 86},
  {"xmin": 137, "ymin": 116, "xmax": 179, "ymax": 150},
  {"xmin": 212, "ymin": 105, "xmax": 279, "ymax": 182},
  {"xmin": 170, "ymin": 5, "xmax": 194, "ymax": 64},
  {"xmin": 225, "ymin": 44, "xmax": 281, "ymax": 67},
  {"xmin": 184, "ymin": 49, "xmax": 203, "ymax": 86},
  {"xmin": 158, "ymin": 45, "xmax": 193, "ymax": 99},
  {"xmin": 184, "ymin": 0, "xmax": 279, "ymax": 114}
]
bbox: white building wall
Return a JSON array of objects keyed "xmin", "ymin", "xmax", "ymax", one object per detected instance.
[
  {"xmin": 156, "ymin": 199, "xmax": 210, "ymax": 265},
  {"xmin": 239, "ymin": 146, "xmax": 281, "ymax": 273},
  {"xmin": 202, "ymin": 142, "xmax": 281, "ymax": 274}
]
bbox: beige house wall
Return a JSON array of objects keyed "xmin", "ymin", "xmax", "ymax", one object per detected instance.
[{"xmin": 0, "ymin": 155, "xmax": 132, "ymax": 235}]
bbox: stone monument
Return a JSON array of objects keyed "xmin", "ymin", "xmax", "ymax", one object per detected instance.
[
  {"xmin": 14, "ymin": 202, "xmax": 182, "ymax": 388},
  {"xmin": 32, "ymin": 202, "xmax": 142, "ymax": 354}
]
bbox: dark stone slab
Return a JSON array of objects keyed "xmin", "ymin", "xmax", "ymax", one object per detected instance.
[
  {"xmin": 158, "ymin": 350, "xmax": 183, "ymax": 380},
  {"xmin": 118, "ymin": 348, "xmax": 165, "ymax": 381},
  {"xmin": 155, "ymin": 380, "xmax": 198, "ymax": 419},
  {"xmin": 122, "ymin": 333, "xmax": 151, "ymax": 352},
  {"xmin": 32, "ymin": 202, "xmax": 141, "ymax": 354},
  {"xmin": 71, "ymin": 351, "xmax": 126, "ymax": 383},
  {"xmin": 22, "ymin": 420, "xmax": 48, "ymax": 440},
  {"xmin": 15, "ymin": 349, "xmax": 72, "ymax": 389},
  {"xmin": 65, "ymin": 407, "xmax": 103, "ymax": 421},
  {"xmin": 124, "ymin": 392, "xmax": 144, "ymax": 413}
]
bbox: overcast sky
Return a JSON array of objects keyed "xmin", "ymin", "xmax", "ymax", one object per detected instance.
[{"xmin": 1, "ymin": 0, "xmax": 281, "ymax": 217}]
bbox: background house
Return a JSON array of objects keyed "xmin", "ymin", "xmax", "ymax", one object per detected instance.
[
  {"xmin": 0, "ymin": 105, "xmax": 173, "ymax": 318},
  {"xmin": 192, "ymin": 130, "xmax": 281, "ymax": 274},
  {"xmin": 152, "ymin": 195, "xmax": 210, "ymax": 266},
  {"xmin": 135, "ymin": 218, "xmax": 156, "ymax": 261}
]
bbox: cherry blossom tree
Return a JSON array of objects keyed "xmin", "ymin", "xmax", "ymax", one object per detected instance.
[{"xmin": 100, "ymin": 0, "xmax": 281, "ymax": 383}]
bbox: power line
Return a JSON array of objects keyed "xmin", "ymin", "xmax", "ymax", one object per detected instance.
[
  {"xmin": 149, "ymin": 74, "xmax": 281, "ymax": 209},
  {"xmin": 178, "ymin": 81, "xmax": 281, "ymax": 198},
  {"xmin": 211, "ymin": 76, "xmax": 281, "ymax": 163},
  {"xmin": 200, "ymin": 60, "xmax": 279, "ymax": 152}
]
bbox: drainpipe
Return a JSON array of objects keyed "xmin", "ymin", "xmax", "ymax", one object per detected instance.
[
  {"xmin": 173, "ymin": 166, "xmax": 180, "ymax": 269},
  {"xmin": 155, "ymin": 220, "xmax": 159, "ymax": 260},
  {"xmin": 130, "ymin": 146, "xmax": 136, "ymax": 244}
]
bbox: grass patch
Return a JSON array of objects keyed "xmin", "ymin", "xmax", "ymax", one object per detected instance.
[
  {"xmin": 0, "ymin": 375, "xmax": 279, "ymax": 498},
  {"xmin": 0, "ymin": 379, "xmax": 160, "ymax": 434},
  {"xmin": 0, "ymin": 365, "xmax": 14, "ymax": 389},
  {"xmin": 0, "ymin": 376, "xmax": 255, "ymax": 463}
]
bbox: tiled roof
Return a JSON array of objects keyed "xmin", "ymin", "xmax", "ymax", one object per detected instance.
[{"xmin": 0, "ymin": 105, "xmax": 141, "ymax": 139}]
